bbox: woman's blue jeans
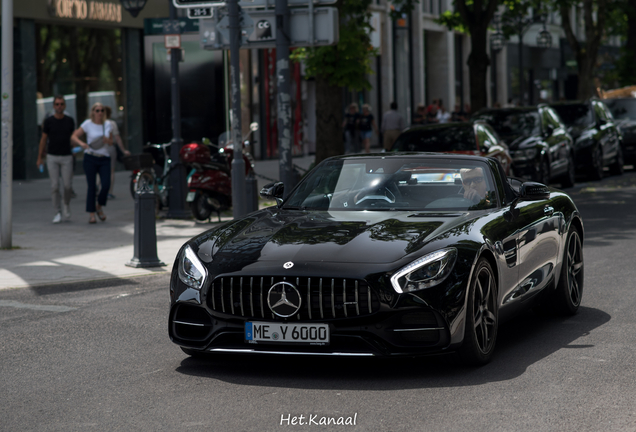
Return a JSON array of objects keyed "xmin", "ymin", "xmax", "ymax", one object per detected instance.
[{"xmin": 83, "ymin": 153, "xmax": 111, "ymax": 213}]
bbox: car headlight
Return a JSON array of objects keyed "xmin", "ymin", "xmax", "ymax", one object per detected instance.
[
  {"xmin": 390, "ymin": 248, "xmax": 457, "ymax": 293},
  {"xmin": 178, "ymin": 245, "xmax": 208, "ymax": 290}
]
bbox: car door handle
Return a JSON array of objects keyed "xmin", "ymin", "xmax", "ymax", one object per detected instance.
[{"xmin": 544, "ymin": 206, "xmax": 554, "ymax": 216}]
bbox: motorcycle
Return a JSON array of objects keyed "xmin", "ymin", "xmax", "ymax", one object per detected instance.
[{"xmin": 183, "ymin": 122, "xmax": 258, "ymax": 221}]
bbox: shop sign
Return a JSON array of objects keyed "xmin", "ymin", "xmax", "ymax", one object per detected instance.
[{"xmin": 48, "ymin": 0, "xmax": 123, "ymax": 23}]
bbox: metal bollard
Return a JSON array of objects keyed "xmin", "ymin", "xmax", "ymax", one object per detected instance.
[
  {"xmin": 126, "ymin": 190, "xmax": 166, "ymax": 268},
  {"xmin": 245, "ymin": 174, "xmax": 259, "ymax": 213}
]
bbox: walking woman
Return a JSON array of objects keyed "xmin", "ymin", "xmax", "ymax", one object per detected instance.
[
  {"xmin": 71, "ymin": 103, "xmax": 113, "ymax": 224},
  {"xmin": 358, "ymin": 104, "xmax": 378, "ymax": 153}
]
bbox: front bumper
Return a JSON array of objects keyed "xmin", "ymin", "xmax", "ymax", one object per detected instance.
[{"xmin": 168, "ymin": 273, "xmax": 462, "ymax": 357}]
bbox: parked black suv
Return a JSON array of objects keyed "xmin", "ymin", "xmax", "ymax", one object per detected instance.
[
  {"xmin": 549, "ymin": 99, "xmax": 623, "ymax": 180},
  {"xmin": 604, "ymin": 98, "xmax": 636, "ymax": 167},
  {"xmin": 472, "ymin": 105, "xmax": 576, "ymax": 187}
]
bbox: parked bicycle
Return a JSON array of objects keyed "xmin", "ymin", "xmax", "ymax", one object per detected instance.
[{"xmin": 125, "ymin": 142, "xmax": 178, "ymax": 210}]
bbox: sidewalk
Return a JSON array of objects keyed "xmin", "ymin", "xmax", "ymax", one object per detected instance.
[{"xmin": 0, "ymin": 155, "xmax": 315, "ymax": 290}]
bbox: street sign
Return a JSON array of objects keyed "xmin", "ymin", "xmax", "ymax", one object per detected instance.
[
  {"xmin": 175, "ymin": 0, "xmax": 336, "ymax": 9},
  {"xmin": 162, "ymin": 19, "xmax": 182, "ymax": 34},
  {"xmin": 173, "ymin": 0, "xmax": 224, "ymax": 7},
  {"xmin": 165, "ymin": 34, "xmax": 181, "ymax": 49},
  {"xmin": 200, "ymin": 7, "xmax": 339, "ymax": 50},
  {"xmin": 187, "ymin": 7, "xmax": 213, "ymax": 19}
]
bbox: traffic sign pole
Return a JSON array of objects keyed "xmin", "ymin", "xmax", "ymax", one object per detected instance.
[
  {"xmin": 229, "ymin": 0, "xmax": 247, "ymax": 218},
  {"xmin": 166, "ymin": 1, "xmax": 190, "ymax": 219},
  {"xmin": 276, "ymin": 0, "xmax": 294, "ymax": 198}
]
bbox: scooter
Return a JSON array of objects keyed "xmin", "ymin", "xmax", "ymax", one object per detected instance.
[{"xmin": 182, "ymin": 122, "xmax": 258, "ymax": 221}]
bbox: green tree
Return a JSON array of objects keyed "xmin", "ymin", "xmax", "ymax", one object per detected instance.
[
  {"xmin": 437, "ymin": 0, "xmax": 501, "ymax": 112},
  {"xmin": 605, "ymin": 0, "xmax": 636, "ymax": 87},
  {"xmin": 292, "ymin": 0, "xmax": 377, "ymax": 164},
  {"xmin": 556, "ymin": 0, "xmax": 610, "ymax": 99}
]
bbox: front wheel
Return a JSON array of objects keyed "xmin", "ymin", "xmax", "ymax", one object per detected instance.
[
  {"xmin": 459, "ymin": 257, "xmax": 498, "ymax": 366},
  {"xmin": 189, "ymin": 192, "xmax": 227, "ymax": 221},
  {"xmin": 609, "ymin": 145, "xmax": 624, "ymax": 176},
  {"xmin": 553, "ymin": 226, "xmax": 584, "ymax": 315}
]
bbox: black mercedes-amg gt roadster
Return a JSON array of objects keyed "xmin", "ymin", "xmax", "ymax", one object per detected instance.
[{"xmin": 169, "ymin": 153, "xmax": 584, "ymax": 365}]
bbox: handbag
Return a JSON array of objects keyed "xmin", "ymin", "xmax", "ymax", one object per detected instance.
[{"xmin": 88, "ymin": 123, "xmax": 106, "ymax": 150}]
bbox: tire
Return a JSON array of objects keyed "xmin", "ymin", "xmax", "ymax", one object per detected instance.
[
  {"xmin": 561, "ymin": 154, "xmax": 576, "ymax": 188},
  {"xmin": 189, "ymin": 192, "xmax": 226, "ymax": 221},
  {"xmin": 552, "ymin": 226, "xmax": 584, "ymax": 316},
  {"xmin": 589, "ymin": 145, "xmax": 604, "ymax": 181},
  {"xmin": 133, "ymin": 170, "xmax": 155, "ymax": 195},
  {"xmin": 459, "ymin": 257, "xmax": 498, "ymax": 366},
  {"xmin": 609, "ymin": 145, "xmax": 624, "ymax": 176}
]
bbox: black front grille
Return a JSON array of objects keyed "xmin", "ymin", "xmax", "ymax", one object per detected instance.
[{"xmin": 207, "ymin": 276, "xmax": 380, "ymax": 320}]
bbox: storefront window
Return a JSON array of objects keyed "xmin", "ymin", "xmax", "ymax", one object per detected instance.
[{"xmin": 36, "ymin": 24, "xmax": 124, "ymax": 138}]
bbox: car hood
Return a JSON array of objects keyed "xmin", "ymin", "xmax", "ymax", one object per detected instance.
[
  {"xmin": 190, "ymin": 208, "xmax": 473, "ymax": 271},
  {"xmin": 615, "ymin": 118, "xmax": 636, "ymax": 139}
]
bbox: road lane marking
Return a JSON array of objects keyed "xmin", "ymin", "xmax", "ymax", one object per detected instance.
[{"xmin": 0, "ymin": 300, "xmax": 77, "ymax": 312}]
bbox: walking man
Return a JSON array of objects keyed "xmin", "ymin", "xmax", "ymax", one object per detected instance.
[
  {"xmin": 381, "ymin": 102, "xmax": 405, "ymax": 151},
  {"xmin": 37, "ymin": 95, "xmax": 75, "ymax": 223}
]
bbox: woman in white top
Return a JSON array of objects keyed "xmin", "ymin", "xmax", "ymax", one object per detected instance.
[{"xmin": 71, "ymin": 103, "xmax": 113, "ymax": 224}]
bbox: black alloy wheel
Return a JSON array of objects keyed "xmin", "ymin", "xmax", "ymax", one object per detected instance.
[
  {"xmin": 459, "ymin": 257, "xmax": 498, "ymax": 366},
  {"xmin": 561, "ymin": 154, "xmax": 576, "ymax": 188},
  {"xmin": 610, "ymin": 145, "xmax": 624, "ymax": 176},
  {"xmin": 553, "ymin": 227, "xmax": 584, "ymax": 315},
  {"xmin": 589, "ymin": 145, "xmax": 604, "ymax": 181}
]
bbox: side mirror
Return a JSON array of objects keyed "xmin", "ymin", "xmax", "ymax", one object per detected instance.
[
  {"xmin": 519, "ymin": 181, "xmax": 550, "ymax": 201},
  {"xmin": 260, "ymin": 181, "xmax": 284, "ymax": 205}
]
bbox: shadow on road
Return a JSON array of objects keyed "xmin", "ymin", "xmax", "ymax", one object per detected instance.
[{"xmin": 174, "ymin": 306, "xmax": 610, "ymax": 389}]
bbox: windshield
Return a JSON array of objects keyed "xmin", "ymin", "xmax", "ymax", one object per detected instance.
[
  {"xmin": 551, "ymin": 104, "xmax": 593, "ymax": 126},
  {"xmin": 284, "ymin": 157, "xmax": 498, "ymax": 212},
  {"xmin": 474, "ymin": 111, "xmax": 541, "ymax": 137},
  {"xmin": 391, "ymin": 126, "xmax": 477, "ymax": 152},
  {"xmin": 605, "ymin": 99, "xmax": 636, "ymax": 120}
]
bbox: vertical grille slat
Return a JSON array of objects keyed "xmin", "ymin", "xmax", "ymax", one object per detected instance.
[
  {"xmin": 221, "ymin": 278, "xmax": 225, "ymax": 313},
  {"xmin": 209, "ymin": 276, "xmax": 379, "ymax": 321},
  {"xmin": 355, "ymin": 280, "xmax": 360, "ymax": 315},
  {"xmin": 249, "ymin": 277, "xmax": 254, "ymax": 317},
  {"xmin": 343, "ymin": 280, "xmax": 348, "ymax": 318},
  {"xmin": 319, "ymin": 279, "xmax": 324, "ymax": 319},
  {"xmin": 260, "ymin": 277, "xmax": 265, "ymax": 318},
  {"xmin": 239, "ymin": 277, "xmax": 245, "ymax": 317},
  {"xmin": 230, "ymin": 277, "xmax": 235, "ymax": 315},
  {"xmin": 331, "ymin": 279, "xmax": 336, "ymax": 318},
  {"xmin": 307, "ymin": 278, "xmax": 312, "ymax": 320}
]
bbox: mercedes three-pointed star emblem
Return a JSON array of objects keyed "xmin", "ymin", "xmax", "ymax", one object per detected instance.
[{"xmin": 267, "ymin": 282, "xmax": 302, "ymax": 317}]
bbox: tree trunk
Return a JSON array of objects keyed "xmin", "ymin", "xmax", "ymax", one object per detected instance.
[
  {"xmin": 314, "ymin": 76, "xmax": 344, "ymax": 165},
  {"xmin": 576, "ymin": 51, "xmax": 597, "ymax": 99},
  {"xmin": 467, "ymin": 25, "xmax": 490, "ymax": 112}
]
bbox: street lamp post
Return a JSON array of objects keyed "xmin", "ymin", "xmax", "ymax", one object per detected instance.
[
  {"xmin": 501, "ymin": 12, "xmax": 551, "ymax": 105},
  {"xmin": 119, "ymin": 0, "xmax": 148, "ymax": 17}
]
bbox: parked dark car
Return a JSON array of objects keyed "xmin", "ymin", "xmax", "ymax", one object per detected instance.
[
  {"xmin": 604, "ymin": 98, "xmax": 636, "ymax": 167},
  {"xmin": 549, "ymin": 99, "xmax": 623, "ymax": 180},
  {"xmin": 472, "ymin": 105, "xmax": 576, "ymax": 187},
  {"xmin": 169, "ymin": 153, "xmax": 584, "ymax": 365},
  {"xmin": 391, "ymin": 121, "xmax": 513, "ymax": 174}
]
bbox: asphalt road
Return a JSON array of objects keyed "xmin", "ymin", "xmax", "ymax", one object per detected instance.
[{"xmin": 2, "ymin": 170, "xmax": 636, "ymax": 432}]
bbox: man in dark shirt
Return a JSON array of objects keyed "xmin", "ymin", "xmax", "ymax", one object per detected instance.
[{"xmin": 37, "ymin": 95, "xmax": 76, "ymax": 223}]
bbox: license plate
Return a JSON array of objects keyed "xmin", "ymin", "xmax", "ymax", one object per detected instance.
[
  {"xmin": 245, "ymin": 322, "xmax": 329, "ymax": 345},
  {"xmin": 186, "ymin": 191, "xmax": 196, "ymax": 202}
]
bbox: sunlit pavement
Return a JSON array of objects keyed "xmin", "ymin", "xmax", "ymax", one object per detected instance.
[{"xmin": 0, "ymin": 155, "xmax": 315, "ymax": 290}]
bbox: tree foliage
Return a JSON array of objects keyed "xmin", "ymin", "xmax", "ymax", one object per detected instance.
[{"xmin": 291, "ymin": 0, "xmax": 377, "ymax": 90}]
